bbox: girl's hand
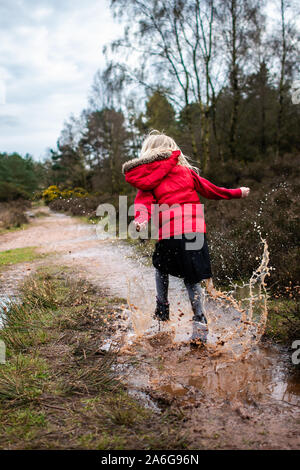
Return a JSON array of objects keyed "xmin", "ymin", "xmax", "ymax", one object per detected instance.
[
  {"xmin": 240, "ymin": 187, "xmax": 250, "ymax": 198},
  {"xmin": 134, "ymin": 220, "xmax": 147, "ymax": 232}
]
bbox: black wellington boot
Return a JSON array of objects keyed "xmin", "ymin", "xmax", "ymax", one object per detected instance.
[
  {"xmin": 191, "ymin": 289, "xmax": 207, "ymax": 324},
  {"xmin": 192, "ymin": 312, "xmax": 207, "ymax": 324},
  {"xmin": 154, "ymin": 299, "xmax": 170, "ymax": 322},
  {"xmin": 191, "ymin": 303, "xmax": 208, "ymax": 343}
]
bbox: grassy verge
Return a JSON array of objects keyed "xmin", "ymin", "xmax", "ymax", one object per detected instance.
[
  {"xmin": 0, "ymin": 200, "xmax": 30, "ymax": 234},
  {"xmin": 32, "ymin": 211, "xmax": 48, "ymax": 218},
  {"xmin": 0, "ymin": 247, "xmax": 43, "ymax": 267},
  {"xmin": 264, "ymin": 299, "xmax": 300, "ymax": 343},
  {"xmin": 0, "ymin": 224, "xmax": 29, "ymax": 236},
  {"xmin": 0, "ymin": 267, "xmax": 188, "ymax": 450},
  {"xmin": 76, "ymin": 215, "xmax": 100, "ymax": 225}
]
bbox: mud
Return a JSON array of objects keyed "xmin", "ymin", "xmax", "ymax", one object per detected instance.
[{"xmin": 0, "ymin": 208, "xmax": 299, "ymax": 449}]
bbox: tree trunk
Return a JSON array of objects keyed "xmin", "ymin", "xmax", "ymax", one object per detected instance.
[
  {"xmin": 276, "ymin": 0, "xmax": 287, "ymax": 156},
  {"xmin": 200, "ymin": 105, "xmax": 210, "ymax": 172},
  {"xmin": 229, "ymin": 0, "xmax": 239, "ymax": 160}
]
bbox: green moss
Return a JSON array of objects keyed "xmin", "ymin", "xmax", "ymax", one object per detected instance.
[
  {"xmin": 264, "ymin": 299, "xmax": 300, "ymax": 343},
  {"xmin": 0, "ymin": 355, "xmax": 49, "ymax": 405},
  {"xmin": 0, "ymin": 224, "xmax": 28, "ymax": 236},
  {"xmin": 0, "ymin": 409, "xmax": 46, "ymax": 445},
  {"xmin": 0, "ymin": 247, "xmax": 42, "ymax": 266}
]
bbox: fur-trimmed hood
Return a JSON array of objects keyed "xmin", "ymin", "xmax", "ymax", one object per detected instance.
[
  {"xmin": 122, "ymin": 149, "xmax": 173, "ymax": 174},
  {"xmin": 122, "ymin": 149, "xmax": 180, "ymax": 191}
]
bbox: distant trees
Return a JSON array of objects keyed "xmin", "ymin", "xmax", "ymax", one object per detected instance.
[
  {"xmin": 43, "ymin": 66, "xmax": 131, "ymax": 195},
  {"xmin": 81, "ymin": 108, "xmax": 130, "ymax": 194},
  {"xmin": 215, "ymin": 0, "xmax": 262, "ymax": 160},
  {"xmin": 273, "ymin": 0, "xmax": 299, "ymax": 155},
  {"xmin": 135, "ymin": 91, "xmax": 177, "ymax": 136},
  {"xmin": 0, "ymin": 153, "xmax": 42, "ymax": 201},
  {"xmin": 42, "ymin": 0, "xmax": 299, "ymax": 194},
  {"xmin": 49, "ymin": 115, "xmax": 87, "ymax": 188},
  {"xmin": 241, "ymin": 62, "xmax": 277, "ymax": 158},
  {"xmin": 109, "ymin": 0, "xmax": 220, "ymax": 170},
  {"xmin": 104, "ymin": 0, "xmax": 299, "ymax": 169},
  {"xmin": 46, "ymin": 108, "xmax": 130, "ymax": 195}
]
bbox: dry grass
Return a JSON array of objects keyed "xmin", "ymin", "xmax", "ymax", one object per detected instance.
[
  {"xmin": 0, "ymin": 200, "xmax": 30, "ymax": 232},
  {"xmin": 0, "ymin": 267, "xmax": 188, "ymax": 450}
]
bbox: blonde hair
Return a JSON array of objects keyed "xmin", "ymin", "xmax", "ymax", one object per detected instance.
[{"xmin": 140, "ymin": 130, "xmax": 199, "ymax": 173}]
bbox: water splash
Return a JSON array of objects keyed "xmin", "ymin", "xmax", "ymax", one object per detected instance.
[
  {"xmin": 125, "ymin": 237, "xmax": 270, "ymax": 361},
  {"xmin": 204, "ymin": 238, "xmax": 270, "ymax": 359},
  {"xmin": 60, "ymin": 215, "xmax": 271, "ymax": 359},
  {"xmin": 126, "ymin": 277, "xmax": 153, "ymax": 336}
]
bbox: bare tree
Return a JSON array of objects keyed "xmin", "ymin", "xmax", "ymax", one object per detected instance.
[
  {"xmin": 274, "ymin": 0, "xmax": 299, "ymax": 154},
  {"xmin": 215, "ymin": 0, "xmax": 262, "ymax": 159},
  {"xmin": 107, "ymin": 0, "xmax": 220, "ymax": 171}
]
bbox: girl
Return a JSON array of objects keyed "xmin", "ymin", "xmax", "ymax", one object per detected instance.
[{"xmin": 122, "ymin": 131, "xmax": 250, "ymax": 337}]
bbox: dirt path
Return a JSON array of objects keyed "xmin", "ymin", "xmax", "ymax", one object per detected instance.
[{"xmin": 0, "ymin": 209, "xmax": 299, "ymax": 449}]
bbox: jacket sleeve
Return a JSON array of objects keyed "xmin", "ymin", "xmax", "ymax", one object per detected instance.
[
  {"xmin": 191, "ymin": 170, "xmax": 242, "ymax": 200},
  {"xmin": 134, "ymin": 189, "xmax": 156, "ymax": 224}
]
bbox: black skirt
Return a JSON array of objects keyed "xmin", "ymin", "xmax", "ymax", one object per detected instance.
[{"xmin": 152, "ymin": 233, "xmax": 212, "ymax": 284}]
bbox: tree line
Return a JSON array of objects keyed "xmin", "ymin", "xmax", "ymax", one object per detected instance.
[
  {"xmin": 0, "ymin": 152, "xmax": 45, "ymax": 201},
  {"xmin": 1, "ymin": 0, "xmax": 299, "ymax": 201},
  {"xmin": 44, "ymin": 0, "xmax": 299, "ymax": 195}
]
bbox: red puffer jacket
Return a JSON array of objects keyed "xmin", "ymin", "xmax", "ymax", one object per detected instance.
[{"xmin": 122, "ymin": 149, "xmax": 242, "ymax": 240}]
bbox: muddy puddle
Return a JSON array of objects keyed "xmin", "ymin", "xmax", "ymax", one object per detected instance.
[
  {"xmin": 63, "ymin": 223, "xmax": 299, "ymax": 410},
  {"xmin": 0, "ymin": 261, "xmax": 39, "ymax": 327},
  {"xmin": 1, "ymin": 211, "xmax": 299, "ymax": 414},
  {"xmin": 120, "ymin": 337, "xmax": 300, "ymax": 409}
]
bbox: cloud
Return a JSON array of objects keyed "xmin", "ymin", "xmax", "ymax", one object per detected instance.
[
  {"xmin": 0, "ymin": 115, "xmax": 19, "ymax": 127},
  {"xmin": 0, "ymin": 79, "xmax": 5, "ymax": 105},
  {"xmin": 0, "ymin": 0, "xmax": 118, "ymax": 159}
]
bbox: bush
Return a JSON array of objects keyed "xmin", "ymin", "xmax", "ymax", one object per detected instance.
[
  {"xmin": 0, "ymin": 152, "xmax": 41, "ymax": 200},
  {"xmin": 41, "ymin": 185, "xmax": 61, "ymax": 204},
  {"xmin": 0, "ymin": 182, "xmax": 30, "ymax": 202},
  {"xmin": 49, "ymin": 192, "xmax": 135, "ymax": 218},
  {"xmin": 42, "ymin": 186, "xmax": 88, "ymax": 205},
  {"xmin": 205, "ymin": 153, "xmax": 300, "ymax": 296},
  {"xmin": 0, "ymin": 200, "xmax": 30, "ymax": 230}
]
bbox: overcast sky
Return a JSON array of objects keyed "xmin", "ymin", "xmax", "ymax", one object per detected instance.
[
  {"xmin": 0, "ymin": 1, "xmax": 297, "ymax": 161},
  {"xmin": 0, "ymin": 0, "xmax": 117, "ymax": 160}
]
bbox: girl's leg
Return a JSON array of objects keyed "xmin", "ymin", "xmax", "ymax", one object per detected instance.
[
  {"xmin": 155, "ymin": 269, "xmax": 169, "ymax": 304},
  {"xmin": 154, "ymin": 269, "xmax": 169, "ymax": 321},
  {"xmin": 184, "ymin": 280, "xmax": 207, "ymax": 324}
]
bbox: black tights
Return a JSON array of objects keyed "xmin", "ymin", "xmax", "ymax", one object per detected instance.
[{"xmin": 155, "ymin": 269, "xmax": 206, "ymax": 323}]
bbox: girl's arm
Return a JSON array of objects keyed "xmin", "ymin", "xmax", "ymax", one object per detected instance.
[
  {"xmin": 134, "ymin": 189, "xmax": 156, "ymax": 229},
  {"xmin": 191, "ymin": 170, "xmax": 243, "ymax": 200}
]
